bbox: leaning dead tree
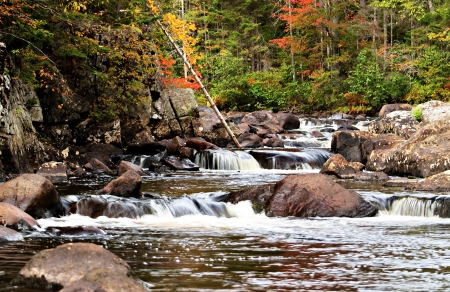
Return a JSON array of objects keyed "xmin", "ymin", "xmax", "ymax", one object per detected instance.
[{"xmin": 156, "ymin": 20, "xmax": 242, "ymax": 149}]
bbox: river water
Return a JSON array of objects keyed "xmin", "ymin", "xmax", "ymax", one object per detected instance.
[{"xmin": 2, "ymin": 118, "xmax": 450, "ymax": 292}]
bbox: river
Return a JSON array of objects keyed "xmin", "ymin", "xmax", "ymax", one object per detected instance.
[{"xmin": 1, "ymin": 118, "xmax": 450, "ymax": 292}]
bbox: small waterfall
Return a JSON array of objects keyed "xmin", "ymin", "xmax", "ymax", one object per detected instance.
[
  {"xmin": 375, "ymin": 195, "xmax": 450, "ymax": 218},
  {"xmin": 70, "ymin": 193, "xmax": 255, "ymax": 219},
  {"xmin": 249, "ymin": 149, "xmax": 332, "ymax": 170},
  {"xmin": 194, "ymin": 149, "xmax": 261, "ymax": 170}
]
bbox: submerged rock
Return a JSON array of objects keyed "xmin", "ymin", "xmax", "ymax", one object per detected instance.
[
  {"xmin": 0, "ymin": 174, "xmax": 62, "ymax": 218},
  {"xmin": 265, "ymin": 174, "xmax": 378, "ymax": 218},
  {"xmin": 13, "ymin": 242, "xmax": 148, "ymax": 291}
]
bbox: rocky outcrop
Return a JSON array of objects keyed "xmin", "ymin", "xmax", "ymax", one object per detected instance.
[
  {"xmin": 13, "ymin": 242, "xmax": 148, "ymax": 291},
  {"xmin": 0, "ymin": 174, "xmax": 62, "ymax": 218},
  {"xmin": 265, "ymin": 174, "xmax": 378, "ymax": 218},
  {"xmin": 369, "ymin": 110, "xmax": 419, "ymax": 139},
  {"xmin": 366, "ymin": 119, "xmax": 450, "ymax": 177},
  {"xmin": 0, "ymin": 202, "xmax": 39, "ymax": 230},
  {"xmin": 97, "ymin": 170, "xmax": 142, "ymax": 198}
]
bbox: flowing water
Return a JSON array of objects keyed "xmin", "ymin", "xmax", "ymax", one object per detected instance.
[{"xmin": 2, "ymin": 117, "xmax": 450, "ymax": 292}]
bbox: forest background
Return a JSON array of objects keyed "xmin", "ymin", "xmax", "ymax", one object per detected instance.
[{"xmin": 1, "ymin": 0, "xmax": 449, "ymax": 118}]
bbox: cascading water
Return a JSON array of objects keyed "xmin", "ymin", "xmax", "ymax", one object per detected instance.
[
  {"xmin": 373, "ymin": 194, "xmax": 450, "ymax": 218},
  {"xmin": 249, "ymin": 149, "xmax": 332, "ymax": 170},
  {"xmin": 194, "ymin": 149, "xmax": 261, "ymax": 170}
]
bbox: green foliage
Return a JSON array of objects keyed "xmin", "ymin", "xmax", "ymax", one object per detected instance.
[{"xmin": 411, "ymin": 106, "xmax": 422, "ymax": 122}]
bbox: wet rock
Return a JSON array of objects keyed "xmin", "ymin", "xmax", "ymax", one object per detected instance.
[
  {"xmin": 162, "ymin": 156, "xmax": 199, "ymax": 171},
  {"xmin": 369, "ymin": 110, "xmax": 419, "ymax": 139},
  {"xmin": 383, "ymin": 178, "xmax": 418, "ymax": 188},
  {"xmin": 273, "ymin": 112, "xmax": 300, "ymax": 130},
  {"xmin": 0, "ymin": 225, "xmax": 23, "ymax": 242},
  {"xmin": 36, "ymin": 161, "xmax": 68, "ymax": 184},
  {"xmin": 407, "ymin": 170, "xmax": 450, "ymax": 191},
  {"xmin": 204, "ymin": 122, "xmax": 241, "ymax": 147},
  {"xmin": 236, "ymin": 132, "xmax": 263, "ymax": 148},
  {"xmin": 0, "ymin": 174, "xmax": 62, "ymax": 218},
  {"xmin": 249, "ymin": 149, "xmax": 331, "ymax": 170},
  {"xmin": 118, "ymin": 161, "xmax": 145, "ymax": 176},
  {"xmin": 242, "ymin": 111, "xmax": 284, "ymax": 137},
  {"xmin": 0, "ymin": 202, "xmax": 39, "ymax": 230},
  {"xmin": 263, "ymin": 137, "xmax": 284, "ymax": 148},
  {"xmin": 76, "ymin": 196, "xmax": 148, "ymax": 219},
  {"xmin": 225, "ymin": 186, "xmax": 273, "ymax": 214},
  {"xmin": 320, "ymin": 154, "xmax": 357, "ymax": 179},
  {"xmin": 265, "ymin": 174, "xmax": 378, "ymax": 218},
  {"xmin": 185, "ymin": 137, "xmax": 219, "ymax": 151},
  {"xmin": 419, "ymin": 100, "xmax": 450, "ymax": 124},
  {"xmin": 13, "ymin": 242, "xmax": 147, "ymax": 292},
  {"xmin": 47, "ymin": 226, "xmax": 106, "ymax": 237},
  {"xmin": 331, "ymin": 131, "xmax": 371, "ymax": 163},
  {"xmin": 84, "ymin": 158, "xmax": 113, "ymax": 174},
  {"xmin": 97, "ymin": 170, "xmax": 142, "ymax": 198},
  {"xmin": 126, "ymin": 141, "xmax": 167, "ymax": 155},
  {"xmin": 167, "ymin": 136, "xmax": 187, "ymax": 155},
  {"xmin": 354, "ymin": 171, "xmax": 390, "ymax": 182},
  {"xmin": 378, "ymin": 103, "xmax": 413, "ymax": 117},
  {"xmin": 179, "ymin": 146, "xmax": 196, "ymax": 159}
]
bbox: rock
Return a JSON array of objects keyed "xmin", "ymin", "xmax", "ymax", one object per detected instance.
[
  {"xmin": 331, "ymin": 130, "xmax": 371, "ymax": 163},
  {"xmin": 0, "ymin": 225, "xmax": 23, "ymax": 242},
  {"xmin": 237, "ymin": 122, "xmax": 250, "ymax": 134},
  {"xmin": 350, "ymin": 162, "xmax": 365, "ymax": 171},
  {"xmin": 366, "ymin": 119, "xmax": 450, "ymax": 177},
  {"xmin": 369, "ymin": 110, "xmax": 419, "ymax": 139},
  {"xmin": 97, "ymin": 170, "xmax": 142, "ymax": 198},
  {"xmin": 273, "ymin": 112, "xmax": 300, "ymax": 130},
  {"xmin": 197, "ymin": 106, "xmax": 220, "ymax": 132},
  {"xmin": 74, "ymin": 117, "xmax": 122, "ymax": 147},
  {"xmin": 69, "ymin": 143, "xmax": 123, "ymax": 169},
  {"xmin": 378, "ymin": 103, "xmax": 413, "ymax": 117},
  {"xmin": 320, "ymin": 154, "xmax": 357, "ymax": 179},
  {"xmin": 47, "ymin": 226, "xmax": 106, "ymax": 237},
  {"xmin": 162, "ymin": 156, "xmax": 199, "ymax": 171},
  {"xmin": 265, "ymin": 174, "xmax": 378, "ymax": 218},
  {"xmin": 13, "ymin": 242, "xmax": 147, "ymax": 292},
  {"xmin": 0, "ymin": 202, "xmax": 39, "ymax": 230},
  {"xmin": 407, "ymin": 170, "xmax": 450, "ymax": 191},
  {"xmin": 185, "ymin": 137, "xmax": 219, "ymax": 151},
  {"xmin": 167, "ymin": 136, "xmax": 186, "ymax": 155},
  {"xmin": 204, "ymin": 122, "xmax": 242, "ymax": 147},
  {"xmin": 383, "ymin": 178, "xmax": 419, "ymax": 188},
  {"xmin": 419, "ymin": 100, "xmax": 450, "ymax": 124},
  {"xmin": 36, "ymin": 161, "xmax": 68, "ymax": 183},
  {"xmin": 163, "ymin": 88, "xmax": 198, "ymax": 118},
  {"xmin": 118, "ymin": 161, "xmax": 145, "ymax": 176},
  {"xmin": 263, "ymin": 137, "xmax": 284, "ymax": 148},
  {"xmin": 354, "ymin": 171, "xmax": 390, "ymax": 182},
  {"xmin": 236, "ymin": 132, "xmax": 263, "ymax": 148},
  {"xmin": 84, "ymin": 158, "xmax": 113, "ymax": 174},
  {"xmin": 126, "ymin": 141, "xmax": 167, "ymax": 155},
  {"xmin": 179, "ymin": 146, "xmax": 196, "ymax": 159},
  {"xmin": 76, "ymin": 196, "xmax": 144, "ymax": 219},
  {"xmin": 0, "ymin": 174, "xmax": 62, "ymax": 218},
  {"xmin": 225, "ymin": 186, "xmax": 272, "ymax": 214},
  {"xmin": 242, "ymin": 111, "xmax": 284, "ymax": 137}
]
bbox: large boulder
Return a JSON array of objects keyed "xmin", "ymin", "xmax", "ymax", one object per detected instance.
[
  {"xmin": 241, "ymin": 111, "xmax": 284, "ymax": 137},
  {"xmin": 331, "ymin": 130, "xmax": 371, "ymax": 163},
  {"xmin": 378, "ymin": 103, "xmax": 413, "ymax": 117},
  {"xmin": 366, "ymin": 119, "xmax": 450, "ymax": 177},
  {"xmin": 225, "ymin": 186, "xmax": 273, "ymax": 214},
  {"xmin": 236, "ymin": 132, "xmax": 263, "ymax": 148},
  {"xmin": 97, "ymin": 170, "xmax": 142, "ymax": 198},
  {"xmin": 419, "ymin": 100, "xmax": 450, "ymax": 124},
  {"xmin": 407, "ymin": 170, "xmax": 450, "ymax": 191},
  {"xmin": 0, "ymin": 174, "xmax": 62, "ymax": 218},
  {"xmin": 13, "ymin": 242, "xmax": 148, "ymax": 292},
  {"xmin": 369, "ymin": 110, "xmax": 419, "ymax": 139},
  {"xmin": 265, "ymin": 174, "xmax": 378, "ymax": 218},
  {"xmin": 0, "ymin": 202, "xmax": 39, "ymax": 230},
  {"xmin": 273, "ymin": 112, "xmax": 300, "ymax": 130}
]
